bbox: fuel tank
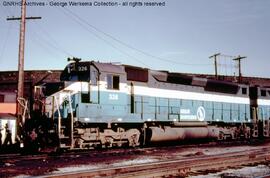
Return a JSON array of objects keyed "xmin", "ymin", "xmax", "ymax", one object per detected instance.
[{"xmin": 149, "ymin": 126, "xmax": 219, "ymax": 142}]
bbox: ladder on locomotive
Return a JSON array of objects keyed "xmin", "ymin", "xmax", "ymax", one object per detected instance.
[{"xmin": 53, "ymin": 91, "xmax": 74, "ymax": 149}]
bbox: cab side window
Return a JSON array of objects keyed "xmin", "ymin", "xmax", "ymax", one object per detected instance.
[
  {"xmin": 107, "ymin": 74, "xmax": 120, "ymax": 90},
  {"xmin": 242, "ymin": 88, "xmax": 247, "ymax": 95},
  {"xmin": 90, "ymin": 70, "xmax": 98, "ymax": 85},
  {"xmin": 261, "ymin": 90, "xmax": 266, "ymax": 97}
]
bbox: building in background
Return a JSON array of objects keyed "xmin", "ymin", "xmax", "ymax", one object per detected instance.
[
  {"xmin": 0, "ymin": 92, "xmax": 17, "ymax": 145},
  {"xmin": 0, "ymin": 70, "xmax": 62, "ymax": 146}
]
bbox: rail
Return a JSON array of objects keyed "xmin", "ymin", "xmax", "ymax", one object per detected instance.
[{"xmin": 45, "ymin": 146, "xmax": 270, "ymax": 178}]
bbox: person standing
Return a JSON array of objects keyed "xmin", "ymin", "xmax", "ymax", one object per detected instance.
[
  {"xmin": 0, "ymin": 128, "xmax": 2, "ymax": 148},
  {"xmin": 3, "ymin": 123, "xmax": 12, "ymax": 146}
]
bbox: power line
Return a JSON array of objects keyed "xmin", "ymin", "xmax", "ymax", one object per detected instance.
[
  {"xmin": 62, "ymin": 7, "xmax": 211, "ymax": 66},
  {"xmin": 27, "ymin": 5, "xmax": 73, "ymax": 57},
  {"xmin": 0, "ymin": 23, "xmax": 13, "ymax": 64},
  {"xmin": 33, "ymin": 22, "xmax": 74, "ymax": 56},
  {"xmin": 58, "ymin": 6, "xmax": 149, "ymax": 67},
  {"xmin": 6, "ymin": 0, "xmax": 41, "ymax": 119},
  {"xmin": 29, "ymin": 29, "xmax": 65, "ymax": 58}
]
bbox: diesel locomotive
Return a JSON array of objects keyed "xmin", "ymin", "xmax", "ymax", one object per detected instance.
[{"xmin": 42, "ymin": 60, "xmax": 270, "ymax": 149}]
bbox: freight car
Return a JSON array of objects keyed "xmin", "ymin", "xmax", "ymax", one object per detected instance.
[{"xmin": 42, "ymin": 60, "xmax": 270, "ymax": 149}]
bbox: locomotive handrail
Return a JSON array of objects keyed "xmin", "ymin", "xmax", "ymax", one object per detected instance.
[
  {"xmin": 17, "ymin": 97, "xmax": 30, "ymax": 125},
  {"xmin": 68, "ymin": 92, "xmax": 74, "ymax": 149},
  {"xmin": 53, "ymin": 96, "xmax": 62, "ymax": 145}
]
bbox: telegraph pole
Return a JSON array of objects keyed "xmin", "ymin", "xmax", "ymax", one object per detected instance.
[
  {"xmin": 209, "ymin": 53, "xmax": 221, "ymax": 79},
  {"xmin": 233, "ymin": 55, "xmax": 246, "ymax": 83},
  {"xmin": 7, "ymin": 0, "xmax": 41, "ymax": 135}
]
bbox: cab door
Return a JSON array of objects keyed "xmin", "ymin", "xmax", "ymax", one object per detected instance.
[{"xmin": 89, "ymin": 65, "xmax": 99, "ymax": 104}]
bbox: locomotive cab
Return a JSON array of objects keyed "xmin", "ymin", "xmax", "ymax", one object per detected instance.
[
  {"xmin": 256, "ymin": 87, "xmax": 270, "ymax": 137},
  {"xmin": 46, "ymin": 61, "xmax": 141, "ymax": 149},
  {"xmin": 249, "ymin": 86, "xmax": 270, "ymax": 138}
]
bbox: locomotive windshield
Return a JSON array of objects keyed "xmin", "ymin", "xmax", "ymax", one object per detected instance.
[{"xmin": 60, "ymin": 62, "xmax": 92, "ymax": 82}]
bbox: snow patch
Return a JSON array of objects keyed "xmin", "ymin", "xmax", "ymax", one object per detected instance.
[
  {"xmin": 112, "ymin": 158, "xmax": 158, "ymax": 167},
  {"xmin": 53, "ymin": 164, "xmax": 101, "ymax": 174},
  {"xmin": 51, "ymin": 157, "xmax": 157, "ymax": 175},
  {"xmin": 189, "ymin": 165, "xmax": 270, "ymax": 178},
  {"xmin": 203, "ymin": 146, "xmax": 254, "ymax": 156},
  {"xmin": 13, "ymin": 175, "xmax": 29, "ymax": 178}
]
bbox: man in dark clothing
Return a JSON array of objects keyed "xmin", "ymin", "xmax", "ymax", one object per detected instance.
[
  {"xmin": 0, "ymin": 130, "xmax": 2, "ymax": 147},
  {"xmin": 3, "ymin": 123, "xmax": 12, "ymax": 146}
]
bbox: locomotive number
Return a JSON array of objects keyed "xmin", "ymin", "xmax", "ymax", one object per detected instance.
[
  {"xmin": 109, "ymin": 94, "xmax": 118, "ymax": 100},
  {"xmin": 78, "ymin": 66, "xmax": 88, "ymax": 72}
]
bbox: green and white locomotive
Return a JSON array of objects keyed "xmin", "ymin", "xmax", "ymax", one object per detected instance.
[{"xmin": 44, "ymin": 60, "xmax": 270, "ymax": 149}]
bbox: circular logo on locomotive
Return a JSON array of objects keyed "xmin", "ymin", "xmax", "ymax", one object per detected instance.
[{"xmin": 197, "ymin": 106, "xmax": 206, "ymax": 121}]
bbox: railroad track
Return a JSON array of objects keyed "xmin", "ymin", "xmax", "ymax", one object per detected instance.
[
  {"xmin": 0, "ymin": 147, "xmax": 145, "ymax": 163},
  {"xmin": 46, "ymin": 146, "xmax": 270, "ymax": 178},
  {"xmin": 0, "ymin": 139, "xmax": 262, "ymax": 161},
  {"xmin": 1, "ymin": 140, "xmax": 270, "ymax": 177},
  {"xmin": 0, "ymin": 153, "xmax": 48, "ymax": 162}
]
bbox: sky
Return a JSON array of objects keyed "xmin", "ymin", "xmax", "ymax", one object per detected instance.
[{"xmin": 0, "ymin": 0, "xmax": 270, "ymax": 78}]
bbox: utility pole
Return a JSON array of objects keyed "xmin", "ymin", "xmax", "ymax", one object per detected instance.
[
  {"xmin": 7, "ymin": 0, "xmax": 41, "ymax": 138},
  {"xmin": 209, "ymin": 53, "xmax": 220, "ymax": 79},
  {"xmin": 233, "ymin": 55, "xmax": 246, "ymax": 83}
]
